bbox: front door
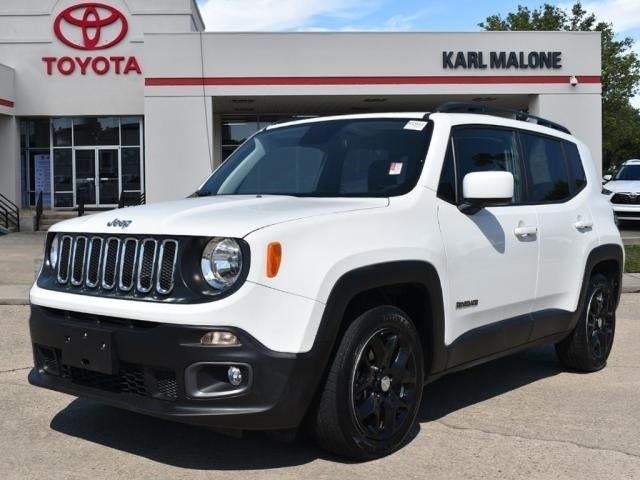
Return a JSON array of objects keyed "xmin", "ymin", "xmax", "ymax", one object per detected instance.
[
  {"xmin": 436, "ymin": 126, "xmax": 539, "ymax": 367},
  {"xmin": 74, "ymin": 148, "xmax": 120, "ymax": 207}
]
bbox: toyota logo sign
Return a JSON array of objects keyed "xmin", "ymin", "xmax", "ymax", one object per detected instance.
[
  {"xmin": 44, "ymin": 2, "xmax": 140, "ymax": 76},
  {"xmin": 54, "ymin": 3, "xmax": 128, "ymax": 50}
]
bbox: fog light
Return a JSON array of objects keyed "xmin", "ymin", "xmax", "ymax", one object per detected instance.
[
  {"xmin": 227, "ymin": 366, "xmax": 243, "ymax": 386},
  {"xmin": 200, "ymin": 331, "xmax": 240, "ymax": 346}
]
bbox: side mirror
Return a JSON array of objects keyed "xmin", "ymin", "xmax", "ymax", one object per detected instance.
[
  {"xmin": 603, "ymin": 174, "xmax": 612, "ymax": 183},
  {"xmin": 459, "ymin": 171, "xmax": 514, "ymax": 215}
]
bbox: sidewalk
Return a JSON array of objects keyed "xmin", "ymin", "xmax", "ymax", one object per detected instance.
[{"xmin": 0, "ymin": 232, "xmax": 45, "ymax": 305}]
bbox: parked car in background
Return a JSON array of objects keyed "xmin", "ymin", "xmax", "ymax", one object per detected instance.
[{"xmin": 602, "ymin": 159, "xmax": 640, "ymax": 222}]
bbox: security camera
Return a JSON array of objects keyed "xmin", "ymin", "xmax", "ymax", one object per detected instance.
[{"xmin": 569, "ymin": 75, "xmax": 579, "ymax": 87}]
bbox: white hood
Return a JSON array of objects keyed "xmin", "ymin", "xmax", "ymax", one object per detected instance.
[
  {"xmin": 49, "ymin": 195, "xmax": 389, "ymax": 237},
  {"xmin": 604, "ymin": 180, "xmax": 640, "ymax": 193}
]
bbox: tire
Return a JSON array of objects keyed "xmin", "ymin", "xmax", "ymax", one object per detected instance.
[
  {"xmin": 313, "ymin": 306, "xmax": 424, "ymax": 460},
  {"xmin": 555, "ymin": 273, "xmax": 616, "ymax": 372}
]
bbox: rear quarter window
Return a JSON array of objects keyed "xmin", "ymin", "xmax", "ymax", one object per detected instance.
[
  {"xmin": 564, "ymin": 141, "xmax": 587, "ymax": 193},
  {"xmin": 520, "ymin": 132, "xmax": 570, "ymax": 203}
]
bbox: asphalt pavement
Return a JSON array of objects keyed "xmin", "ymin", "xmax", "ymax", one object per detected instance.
[{"xmin": 1, "ymin": 296, "xmax": 639, "ymax": 479}]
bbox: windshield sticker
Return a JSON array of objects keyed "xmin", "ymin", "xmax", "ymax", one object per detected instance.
[
  {"xmin": 389, "ymin": 162, "xmax": 403, "ymax": 175},
  {"xmin": 404, "ymin": 120, "xmax": 427, "ymax": 131}
]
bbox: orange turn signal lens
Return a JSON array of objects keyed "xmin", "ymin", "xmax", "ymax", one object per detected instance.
[{"xmin": 266, "ymin": 242, "xmax": 282, "ymax": 278}]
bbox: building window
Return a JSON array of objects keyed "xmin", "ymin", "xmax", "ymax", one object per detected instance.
[
  {"xmin": 73, "ymin": 117, "xmax": 119, "ymax": 146},
  {"xmin": 19, "ymin": 118, "xmax": 51, "ymax": 207},
  {"xmin": 20, "ymin": 116, "xmax": 144, "ymax": 209}
]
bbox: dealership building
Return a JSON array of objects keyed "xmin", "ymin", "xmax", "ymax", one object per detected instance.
[{"xmin": 0, "ymin": 0, "xmax": 602, "ymax": 214}]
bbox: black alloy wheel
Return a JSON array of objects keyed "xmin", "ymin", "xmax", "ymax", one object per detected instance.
[
  {"xmin": 556, "ymin": 273, "xmax": 617, "ymax": 372},
  {"xmin": 585, "ymin": 284, "xmax": 615, "ymax": 364},
  {"xmin": 351, "ymin": 328, "xmax": 419, "ymax": 441},
  {"xmin": 313, "ymin": 306, "xmax": 424, "ymax": 460}
]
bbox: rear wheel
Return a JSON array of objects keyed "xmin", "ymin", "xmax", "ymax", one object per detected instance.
[
  {"xmin": 313, "ymin": 306, "xmax": 424, "ymax": 460},
  {"xmin": 556, "ymin": 273, "xmax": 616, "ymax": 372}
]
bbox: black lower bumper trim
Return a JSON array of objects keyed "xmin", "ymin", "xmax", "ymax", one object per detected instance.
[{"xmin": 28, "ymin": 305, "xmax": 328, "ymax": 430}]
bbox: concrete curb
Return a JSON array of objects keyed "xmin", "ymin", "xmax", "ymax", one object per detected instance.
[
  {"xmin": 0, "ymin": 286, "xmax": 30, "ymax": 306},
  {"xmin": 0, "ymin": 298, "xmax": 29, "ymax": 305},
  {"xmin": 624, "ymin": 273, "xmax": 640, "ymax": 294}
]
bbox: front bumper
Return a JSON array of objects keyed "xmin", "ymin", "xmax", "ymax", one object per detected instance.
[
  {"xmin": 28, "ymin": 305, "xmax": 328, "ymax": 430},
  {"xmin": 612, "ymin": 204, "xmax": 640, "ymax": 220}
]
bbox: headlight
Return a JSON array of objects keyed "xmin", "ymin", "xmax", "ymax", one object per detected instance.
[
  {"xmin": 201, "ymin": 238, "xmax": 243, "ymax": 291},
  {"xmin": 49, "ymin": 234, "xmax": 60, "ymax": 269},
  {"xmin": 602, "ymin": 188, "xmax": 613, "ymax": 195}
]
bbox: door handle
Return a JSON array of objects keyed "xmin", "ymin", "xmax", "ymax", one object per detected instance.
[
  {"xmin": 514, "ymin": 225, "xmax": 537, "ymax": 237},
  {"xmin": 574, "ymin": 218, "xmax": 593, "ymax": 231},
  {"xmin": 100, "ymin": 178, "xmax": 109, "ymax": 181}
]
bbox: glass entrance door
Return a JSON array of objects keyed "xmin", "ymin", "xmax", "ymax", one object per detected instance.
[
  {"xmin": 75, "ymin": 149, "xmax": 97, "ymax": 206},
  {"xmin": 98, "ymin": 149, "xmax": 119, "ymax": 205},
  {"xmin": 74, "ymin": 148, "xmax": 120, "ymax": 207}
]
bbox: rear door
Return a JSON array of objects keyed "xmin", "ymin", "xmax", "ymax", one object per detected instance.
[
  {"xmin": 436, "ymin": 126, "xmax": 539, "ymax": 366},
  {"xmin": 519, "ymin": 133, "xmax": 595, "ymax": 337}
]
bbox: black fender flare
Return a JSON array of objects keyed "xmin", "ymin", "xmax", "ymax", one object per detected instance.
[
  {"xmin": 311, "ymin": 260, "xmax": 447, "ymax": 377},
  {"xmin": 578, "ymin": 243, "xmax": 624, "ymax": 313}
]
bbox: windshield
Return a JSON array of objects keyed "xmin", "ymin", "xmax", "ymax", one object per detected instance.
[
  {"xmin": 614, "ymin": 164, "xmax": 640, "ymax": 181},
  {"xmin": 197, "ymin": 118, "xmax": 432, "ymax": 197}
]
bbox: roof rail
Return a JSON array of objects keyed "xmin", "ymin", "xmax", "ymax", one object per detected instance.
[
  {"xmin": 434, "ymin": 102, "xmax": 571, "ymax": 135},
  {"xmin": 265, "ymin": 115, "xmax": 319, "ymax": 128}
]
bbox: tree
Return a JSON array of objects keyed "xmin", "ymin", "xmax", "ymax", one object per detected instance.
[{"xmin": 480, "ymin": 2, "xmax": 640, "ymax": 168}]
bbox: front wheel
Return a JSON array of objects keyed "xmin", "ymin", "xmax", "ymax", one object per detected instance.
[
  {"xmin": 312, "ymin": 306, "xmax": 424, "ymax": 460},
  {"xmin": 556, "ymin": 273, "xmax": 616, "ymax": 372}
]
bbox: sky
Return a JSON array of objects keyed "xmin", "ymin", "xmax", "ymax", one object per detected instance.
[{"xmin": 196, "ymin": 0, "xmax": 640, "ymax": 106}]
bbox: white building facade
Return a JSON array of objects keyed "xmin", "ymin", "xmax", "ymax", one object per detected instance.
[{"xmin": 0, "ymin": 0, "xmax": 602, "ymax": 209}]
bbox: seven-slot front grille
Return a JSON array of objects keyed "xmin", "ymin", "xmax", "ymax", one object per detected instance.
[
  {"xmin": 611, "ymin": 193, "xmax": 640, "ymax": 205},
  {"xmin": 56, "ymin": 235, "xmax": 179, "ymax": 297}
]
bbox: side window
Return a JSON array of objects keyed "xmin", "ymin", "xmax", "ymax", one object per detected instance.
[
  {"xmin": 452, "ymin": 127, "xmax": 523, "ymax": 204},
  {"xmin": 564, "ymin": 141, "xmax": 587, "ymax": 193},
  {"xmin": 520, "ymin": 133, "xmax": 570, "ymax": 202},
  {"xmin": 437, "ymin": 142, "xmax": 456, "ymax": 204}
]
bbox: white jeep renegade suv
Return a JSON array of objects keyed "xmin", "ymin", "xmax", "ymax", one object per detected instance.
[{"xmin": 29, "ymin": 104, "xmax": 623, "ymax": 460}]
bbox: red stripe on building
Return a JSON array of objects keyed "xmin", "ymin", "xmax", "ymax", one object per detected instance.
[
  {"xmin": 0, "ymin": 98, "xmax": 14, "ymax": 107},
  {"xmin": 145, "ymin": 75, "xmax": 601, "ymax": 87}
]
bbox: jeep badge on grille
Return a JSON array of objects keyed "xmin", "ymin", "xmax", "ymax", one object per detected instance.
[{"xmin": 107, "ymin": 219, "xmax": 132, "ymax": 229}]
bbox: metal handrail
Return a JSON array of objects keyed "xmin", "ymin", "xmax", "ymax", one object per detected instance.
[
  {"xmin": 77, "ymin": 191, "xmax": 85, "ymax": 217},
  {"xmin": 35, "ymin": 191, "xmax": 43, "ymax": 231},
  {"xmin": 0, "ymin": 192, "xmax": 20, "ymax": 232},
  {"xmin": 118, "ymin": 191, "xmax": 146, "ymax": 209}
]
